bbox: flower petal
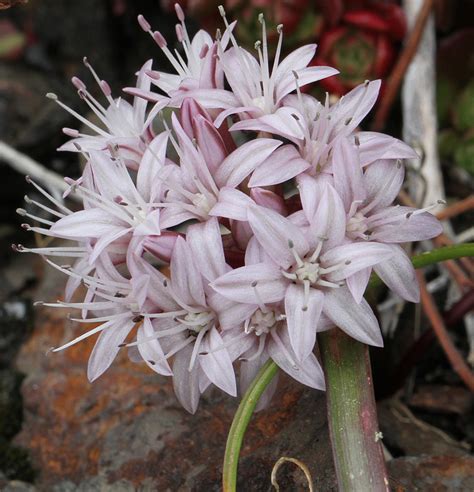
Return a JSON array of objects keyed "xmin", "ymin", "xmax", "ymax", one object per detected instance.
[
  {"xmin": 215, "ymin": 138, "xmax": 282, "ymax": 188},
  {"xmin": 87, "ymin": 318, "xmax": 135, "ymax": 382},
  {"xmin": 322, "ymin": 242, "xmax": 393, "ymax": 281},
  {"xmin": 187, "ymin": 218, "xmax": 228, "ymax": 282},
  {"xmin": 199, "ymin": 326, "xmax": 237, "ymax": 396},
  {"xmin": 248, "ymin": 144, "xmax": 310, "ymax": 187},
  {"xmin": 173, "ymin": 346, "xmax": 202, "ymax": 414},
  {"xmin": 248, "ymin": 205, "xmax": 309, "ymax": 269},
  {"xmin": 268, "ymin": 329, "xmax": 325, "ymax": 390},
  {"xmin": 284, "ymin": 284, "xmax": 324, "ymax": 361},
  {"xmin": 373, "ymin": 245, "xmax": 419, "ymax": 302},
  {"xmin": 211, "ymin": 262, "xmax": 287, "ymax": 304},
  {"xmin": 137, "ymin": 318, "xmax": 173, "ymax": 376},
  {"xmin": 210, "ymin": 187, "xmax": 255, "ymax": 221},
  {"xmin": 170, "ymin": 236, "xmax": 205, "ymax": 307},
  {"xmin": 323, "ymin": 287, "xmax": 383, "ymax": 347}
]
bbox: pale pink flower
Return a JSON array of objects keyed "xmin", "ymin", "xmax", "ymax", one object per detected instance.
[
  {"xmin": 233, "ymin": 81, "xmax": 417, "ymax": 187},
  {"xmin": 212, "ymin": 197, "xmax": 393, "ymax": 361},
  {"xmin": 126, "ymin": 219, "xmax": 242, "ymax": 413},
  {"xmin": 131, "ymin": 6, "xmax": 232, "ymax": 109},
  {"xmin": 50, "ymin": 58, "xmax": 166, "ymax": 168},
  {"xmin": 208, "ymin": 8, "xmax": 338, "ymax": 126},
  {"xmin": 158, "ymin": 113, "xmax": 281, "ymax": 228}
]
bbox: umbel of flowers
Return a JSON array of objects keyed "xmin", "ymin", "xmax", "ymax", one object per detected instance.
[{"xmin": 16, "ymin": 4, "xmax": 442, "ymax": 414}]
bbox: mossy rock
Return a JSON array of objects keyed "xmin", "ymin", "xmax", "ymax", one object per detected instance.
[
  {"xmin": 454, "ymin": 136, "xmax": 474, "ymax": 175},
  {"xmin": 0, "ymin": 439, "xmax": 36, "ymax": 483},
  {"xmin": 454, "ymin": 80, "xmax": 474, "ymax": 132},
  {"xmin": 0, "ymin": 370, "xmax": 24, "ymax": 440},
  {"xmin": 438, "ymin": 129, "xmax": 460, "ymax": 160}
]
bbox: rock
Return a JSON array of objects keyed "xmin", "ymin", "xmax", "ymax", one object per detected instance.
[
  {"xmin": 408, "ymin": 384, "xmax": 473, "ymax": 416},
  {"xmin": 388, "ymin": 455, "xmax": 474, "ymax": 491},
  {"xmin": 378, "ymin": 399, "xmax": 469, "ymax": 457}
]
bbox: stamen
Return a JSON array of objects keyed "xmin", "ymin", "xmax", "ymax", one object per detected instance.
[
  {"xmin": 251, "ymin": 281, "xmax": 268, "ymax": 313},
  {"xmin": 288, "ymin": 240, "xmax": 304, "ymax": 267}
]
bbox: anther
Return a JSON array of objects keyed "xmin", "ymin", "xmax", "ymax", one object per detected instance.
[
  {"xmin": 153, "ymin": 31, "xmax": 167, "ymax": 48},
  {"xmin": 62, "ymin": 128, "xmax": 80, "ymax": 137},
  {"xmin": 71, "ymin": 77, "xmax": 86, "ymax": 91},
  {"xmin": 163, "ymin": 279, "xmax": 168, "ymax": 287},
  {"xmin": 100, "ymin": 80, "xmax": 112, "ymax": 97},
  {"xmin": 251, "ymin": 280, "xmax": 258, "ymax": 288},
  {"xmin": 218, "ymin": 5, "xmax": 226, "ymax": 17},
  {"xmin": 118, "ymin": 343, "xmax": 127, "ymax": 348},
  {"xmin": 175, "ymin": 3, "xmax": 185, "ymax": 22},
  {"xmin": 133, "ymin": 315, "xmax": 144, "ymax": 323},
  {"xmin": 277, "ymin": 24, "xmax": 283, "ymax": 33},
  {"xmin": 16, "ymin": 208, "xmax": 26, "ymax": 216},
  {"xmin": 258, "ymin": 13, "xmax": 264, "ymax": 23},
  {"xmin": 345, "ymin": 117, "xmax": 352, "ymax": 125},
  {"xmin": 137, "ymin": 14, "xmax": 151, "ymax": 32},
  {"xmin": 175, "ymin": 24, "xmax": 184, "ymax": 42},
  {"xmin": 148, "ymin": 360, "xmax": 156, "ymax": 365},
  {"xmin": 145, "ymin": 70, "xmax": 160, "ymax": 80},
  {"xmin": 46, "ymin": 92, "xmax": 58, "ymax": 100},
  {"xmin": 354, "ymin": 135, "xmax": 360, "ymax": 146}
]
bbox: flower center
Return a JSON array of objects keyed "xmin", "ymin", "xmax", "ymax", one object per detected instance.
[
  {"xmin": 346, "ymin": 211, "xmax": 369, "ymax": 239},
  {"xmin": 180, "ymin": 310, "xmax": 215, "ymax": 334},
  {"xmin": 246, "ymin": 308, "xmax": 282, "ymax": 336},
  {"xmin": 191, "ymin": 192, "xmax": 215, "ymax": 216}
]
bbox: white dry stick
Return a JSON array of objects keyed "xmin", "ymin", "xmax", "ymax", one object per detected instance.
[
  {"xmin": 402, "ymin": 1, "xmax": 474, "ymax": 365},
  {"xmin": 402, "ymin": 0, "xmax": 445, "ymax": 207},
  {"xmin": 0, "ymin": 140, "xmax": 79, "ymax": 202}
]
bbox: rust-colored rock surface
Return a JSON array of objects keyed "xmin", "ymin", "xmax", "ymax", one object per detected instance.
[{"xmin": 13, "ymin": 260, "xmax": 336, "ymax": 491}]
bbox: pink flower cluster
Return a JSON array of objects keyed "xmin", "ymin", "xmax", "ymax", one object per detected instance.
[{"xmin": 16, "ymin": 5, "xmax": 442, "ymax": 413}]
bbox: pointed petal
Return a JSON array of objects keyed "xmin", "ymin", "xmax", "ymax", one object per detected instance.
[
  {"xmin": 210, "ymin": 187, "xmax": 255, "ymax": 221},
  {"xmin": 332, "ymin": 137, "xmax": 366, "ymax": 212},
  {"xmin": 50, "ymin": 208, "xmax": 122, "ymax": 239},
  {"xmin": 211, "ymin": 262, "xmax": 287, "ymax": 304},
  {"xmin": 137, "ymin": 131, "xmax": 168, "ymax": 201},
  {"xmin": 87, "ymin": 318, "xmax": 135, "ymax": 381},
  {"xmin": 323, "ymin": 288, "xmax": 383, "ymax": 347},
  {"xmin": 248, "ymin": 205, "xmax": 309, "ymax": 269},
  {"xmin": 137, "ymin": 318, "xmax": 173, "ymax": 376},
  {"xmin": 322, "ymin": 242, "xmax": 393, "ymax": 281},
  {"xmin": 199, "ymin": 327, "xmax": 237, "ymax": 396},
  {"xmin": 214, "ymin": 138, "xmax": 282, "ymax": 188},
  {"xmin": 364, "ymin": 159, "xmax": 404, "ymax": 212},
  {"xmin": 187, "ymin": 218, "xmax": 227, "ymax": 282},
  {"xmin": 276, "ymin": 66, "xmax": 339, "ymax": 101},
  {"xmin": 248, "ymin": 144, "xmax": 310, "ymax": 187},
  {"xmin": 346, "ymin": 268, "xmax": 371, "ymax": 304},
  {"xmin": 374, "ymin": 245, "xmax": 419, "ymax": 302},
  {"xmin": 173, "ymin": 346, "xmax": 201, "ymax": 413},
  {"xmin": 357, "ymin": 131, "xmax": 418, "ymax": 167},
  {"xmin": 268, "ymin": 329, "xmax": 325, "ymax": 389},
  {"xmin": 170, "ymin": 236, "xmax": 205, "ymax": 307},
  {"xmin": 308, "ymin": 182, "xmax": 346, "ymax": 250},
  {"xmin": 285, "ymin": 284, "xmax": 323, "ymax": 361}
]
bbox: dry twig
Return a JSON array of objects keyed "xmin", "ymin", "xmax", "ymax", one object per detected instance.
[
  {"xmin": 371, "ymin": 0, "xmax": 434, "ymax": 132},
  {"xmin": 417, "ymin": 271, "xmax": 474, "ymax": 392}
]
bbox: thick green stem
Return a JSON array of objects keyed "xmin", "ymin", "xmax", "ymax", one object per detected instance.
[
  {"xmin": 222, "ymin": 359, "xmax": 279, "ymax": 492},
  {"xmin": 319, "ymin": 329, "xmax": 389, "ymax": 492},
  {"xmin": 222, "ymin": 243, "xmax": 474, "ymax": 491}
]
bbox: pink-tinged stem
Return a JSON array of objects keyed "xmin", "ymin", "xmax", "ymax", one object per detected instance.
[{"xmin": 319, "ymin": 329, "xmax": 390, "ymax": 491}]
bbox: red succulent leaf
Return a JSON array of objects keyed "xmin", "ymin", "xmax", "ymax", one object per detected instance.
[
  {"xmin": 373, "ymin": 34, "xmax": 396, "ymax": 77},
  {"xmin": 343, "ymin": 10, "xmax": 392, "ymax": 33}
]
